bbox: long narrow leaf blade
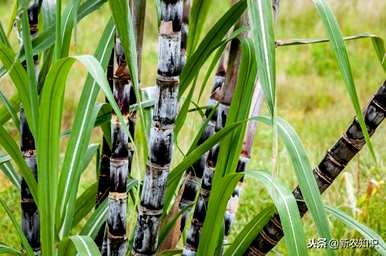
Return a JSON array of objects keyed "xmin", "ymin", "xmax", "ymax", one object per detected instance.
[{"xmin": 311, "ymin": 0, "xmax": 375, "ymax": 159}]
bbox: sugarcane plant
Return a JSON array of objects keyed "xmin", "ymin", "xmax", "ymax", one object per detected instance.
[
  {"xmin": 0, "ymin": 0, "xmax": 385, "ymax": 256},
  {"xmin": 18, "ymin": 0, "xmax": 41, "ymax": 254}
]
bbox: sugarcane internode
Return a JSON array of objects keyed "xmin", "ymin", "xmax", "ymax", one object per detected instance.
[
  {"xmin": 247, "ymin": 80, "xmax": 386, "ymax": 256},
  {"xmin": 132, "ymin": 0, "xmax": 183, "ymax": 255}
]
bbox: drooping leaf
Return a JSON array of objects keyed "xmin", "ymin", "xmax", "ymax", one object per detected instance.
[
  {"xmin": 248, "ymin": 0, "xmax": 276, "ymax": 116},
  {"xmin": 244, "ymin": 171, "xmax": 308, "ymax": 256},
  {"xmin": 325, "ymin": 206, "xmax": 386, "ymax": 255},
  {"xmin": 311, "ymin": 0, "xmax": 375, "ymax": 159},
  {"xmin": 56, "ymin": 20, "xmax": 114, "ymax": 238}
]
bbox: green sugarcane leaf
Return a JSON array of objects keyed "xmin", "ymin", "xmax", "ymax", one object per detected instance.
[
  {"xmin": 0, "ymin": 95, "xmax": 19, "ymax": 125},
  {"xmin": 0, "ymin": 22, "xmax": 11, "ymax": 48},
  {"xmin": 276, "ymin": 33, "xmax": 385, "ymax": 72},
  {"xmin": 70, "ymin": 236, "xmax": 101, "ymax": 256},
  {"xmin": 164, "ymin": 104, "xmax": 219, "ymax": 210},
  {"xmin": 108, "ymin": 0, "xmax": 138, "ymax": 92},
  {"xmin": 80, "ymin": 144, "xmax": 100, "ymax": 174},
  {"xmin": 197, "ymin": 173, "xmax": 243, "ymax": 256},
  {"xmin": 166, "ymin": 121, "xmax": 244, "ymax": 200},
  {"xmin": 72, "ymin": 183, "xmax": 98, "ymax": 229},
  {"xmin": 0, "ymin": 198, "xmax": 34, "ymax": 256},
  {"xmin": 60, "ymin": 0, "xmax": 81, "ymax": 58},
  {"xmin": 42, "ymin": 0, "xmax": 56, "ymax": 31},
  {"xmin": 158, "ymin": 204, "xmax": 191, "ymax": 248},
  {"xmin": 197, "ymin": 44, "xmax": 226, "ymax": 102},
  {"xmin": 275, "ymin": 117, "xmax": 333, "ymax": 255},
  {"xmin": 0, "ymin": 242, "xmax": 21, "ymax": 255},
  {"xmin": 311, "ymin": 0, "xmax": 375, "ymax": 159},
  {"xmin": 54, "ymin": 0, "xmax": 62, "ymax": 61},
  {"xmin": 0, "ymin": 0, "xmax": 108, "ymax": 79},
  {"xmin": 56, "ymin": 20, "xmax": 114, "ymax": 238},
  {"xmin": 248, "ymin": 0, "xmax": 276, "ymax": 116},
  {"xmin": 325, "ymin": 206, "xmax": 386, "ymax": 255},
  {"xmin": 175, "ymin": 76, "xmax": 197, "ymax": 136},
  {"xmin": 20, "ymin": 2, "xmax": 39, "ymax": 135},
  {"xmin": 39, "ymin": 53, "xmax": 129, "ymax": 254},
  {"xmin": 0, "ymin": 154, "xmax": 21, "ymax": 189},
  {"xmin": 224, "ymin": 205, "xmax": 275, "ymax": 256},
  {"xmin": 80, "ymin": 199, "xmax": 108, "ymax": 238},
  {"xmin": 0, "ymin": 44, "xmax": 34, "ymax": 135},
  {"xmin": 214, "ymin": 38, "xmax": 257, "ymax": 179},
  {"xmin": 245, "ymin": 171, "xmax": 308, "ymax": 256},
  {"xmin": 180, "ymin": 0, "xmax": 247, "ymax": 96},
  {"xmin": 0, "ymin": 126, "xmax": 38, "ymax": 201},
  {"xmin": 0, "ymin": 90, "xmax": 20, "ymax": 129},
  {"xmin": 187, "ymin": 0, "xmax": 213, "ymax": 56},
  {"xmin": 5, "ymin": 1, "xmax": 18, "ymax": 37},
  {"xmin": 108, "ymin": 0, "xmax": 147, "ymax": 158}
]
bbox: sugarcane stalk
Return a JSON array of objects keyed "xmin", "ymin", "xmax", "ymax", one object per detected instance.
[
  {"xmin": 20, "ymin": 1, "xmax": 41, "ymax": 254},
  {"xmin": 246, "ymin": 80, "xmax": 386, "ymax": 256},
  {"xmin": 182, "ymin": 11, "xmax": 247, "ymax": 255},
  {"xmin": 95, "ymin": 49, "xmax": 114, "ymax": 253},
  {"xmin": 179, "ymin": 58, "xmax": 225, "ymax": 233},
  {"xmin": 132, "ymin": 1, "xmax": 183, "ymax": 255},
  {"xmin": 157, "ymin": 1, "xmax": 193, "ymax": 250},
  {"xmin": 224, "ymin": 0, "xmax": 281, "ymax": 240},
  {"xmin": 224, "ymin": 84, "xmax": 264, "ymax": 239},
  {"xmin": 107, "ymin": 33, "xmax": 138, "ymax": 255}
]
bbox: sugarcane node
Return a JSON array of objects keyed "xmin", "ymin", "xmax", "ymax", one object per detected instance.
[
  {"xmin": 21, "ymin": 198, "xmax": 36, "ymax": 203},
  {"xmin": 156, "ymin": 75, "xmax": 179, "ymax": 87},
  {"xmin": 314, "ymin": 165, "xmax": 333, "ymax": 185},
  {"xmin": 247, "ymin": 246, "xmax": 266, "ymax": 256},
  {"xmin": 138, "ymin": 206, "xmax": 163, "ymax": 216},
  {"xmin": 108, "ymin": 192, "xmax": 128, "ymax": 200},
  {"xmin": 22, "ymin": 149, "xmax": 36, "ymax": 158},
  {"xmin": 271, "ymin": 215, "xmax": 282, "ymax": 230},
  {"xmin": 260, "ymin": 229, "xmax": 278, "ymax": 246},
  {"xmin": 146, "ymin": 162, "xmax": 170, "ymax": 174},
  {"xmin": 107, "ymin": 233, "xmax": 126, "ymax": 240}
]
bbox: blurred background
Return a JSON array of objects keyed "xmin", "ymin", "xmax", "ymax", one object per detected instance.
[{"xmin": 0, "ymin": 0, "xmax": 385, "ymax": 255}]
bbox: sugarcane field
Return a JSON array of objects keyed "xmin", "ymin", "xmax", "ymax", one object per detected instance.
[{"xmin": 0, "ymin": 0, "xmax": 385, "ymax": 255}]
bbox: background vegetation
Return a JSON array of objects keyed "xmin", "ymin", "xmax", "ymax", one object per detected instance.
[{"xmin": 0, "ymin": 0, "xmax": 384, "ymax": 255}]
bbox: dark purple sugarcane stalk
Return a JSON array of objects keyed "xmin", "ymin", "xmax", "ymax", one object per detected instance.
[
  {"xmin": 19, "ymin": 1, "xmax": 41, "ymax": 254},
  {"xmin": 224, "ymin": 84, "xmax": 264, "ymax": 239},
  {"xmin": 132, "ymin": 1, "xmax": 183, "ymax": 255},
  {"xmin": 246, "ymin": 80, "xmax": 386, "ymax": 256},
  {"xmin": 179, "ymin": 57, "xmax": 226, "ymax": 233},
  {"xmin": 182, "ymin": 11, "xmax": 248, "ymax": 255},
  {"xmin": 106, "ymin": 32, "xmax": 136, "ymax": 256},
  {"xmin": 95, "ymin": 49, "xmax": 114, "ymax": 253}
]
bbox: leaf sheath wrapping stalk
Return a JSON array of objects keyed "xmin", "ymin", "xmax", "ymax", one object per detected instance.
[{"xmin": 247, "ymin": 80, "xmax": 386, "ymax": 255}]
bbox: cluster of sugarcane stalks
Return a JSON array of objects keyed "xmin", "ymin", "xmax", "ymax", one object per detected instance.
[
  {"xmin": 19, "ymin": 1, "xmax": 41, "ymax": 255},
  {"xmin": 132, "ymin": 0, "xmax": 183, "ymax": 255},
  {"xmin": 181, "ymin": 12, "xmax": 249, "ymax": 254},
  {"xmin": 94, "ymin": 1, "xmax": 147, "ymax": 255},
  {"xmin": 247, "ymin": 80, "xmax": 386, "ymax": 256}
]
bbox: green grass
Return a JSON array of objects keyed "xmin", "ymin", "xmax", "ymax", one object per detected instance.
[{"xmin": 0, "ymin": 0, "xmax": 385, "ymax": 255}]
